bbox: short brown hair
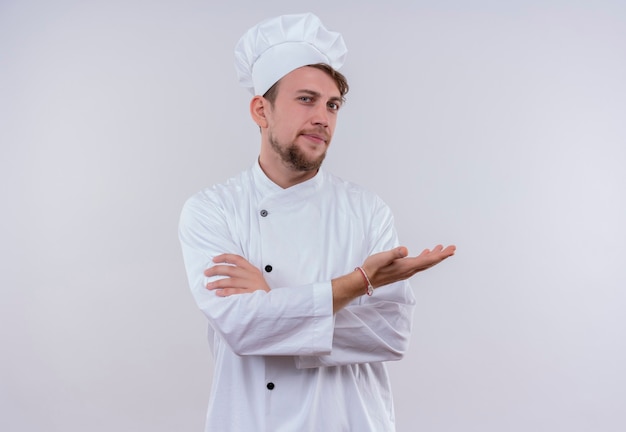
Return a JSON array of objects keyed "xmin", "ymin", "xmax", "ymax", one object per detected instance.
[{"xmin": 263, "ymin": 63, "xmax": 349, "ymax": 105}]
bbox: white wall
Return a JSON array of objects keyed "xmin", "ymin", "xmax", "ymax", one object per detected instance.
[{"xmin": 1, "ymin": 0, "xmax": 624, "ymax": 431}]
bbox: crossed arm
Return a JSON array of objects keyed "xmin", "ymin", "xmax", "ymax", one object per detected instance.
[{"xmin": 205, "ymin": 244, "xmax": 456, "ymax": 312}]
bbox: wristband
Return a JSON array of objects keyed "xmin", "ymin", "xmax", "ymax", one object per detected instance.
[{"xmin": 355, "ymin": 266, "xmax": 374, "ymax": 296}]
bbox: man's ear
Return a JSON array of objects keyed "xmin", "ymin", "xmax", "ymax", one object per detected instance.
[{"xmin": 250, "ymin": 96, "xmax": 269, "ymax": 128}]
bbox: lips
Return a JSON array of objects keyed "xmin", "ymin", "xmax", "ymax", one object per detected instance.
[{"xmin": 299, "ymin": 131, "xmax": 329, "ymax": 144}]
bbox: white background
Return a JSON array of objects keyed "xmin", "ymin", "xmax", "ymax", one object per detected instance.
[{"xmin": 1, "ymin": 0, "xmax": 625, "ymax": 431}]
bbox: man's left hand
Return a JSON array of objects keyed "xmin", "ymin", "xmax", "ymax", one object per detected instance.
[{"xmin": 204, "ymin": 254, "xmax": 271, "ymax": 297}]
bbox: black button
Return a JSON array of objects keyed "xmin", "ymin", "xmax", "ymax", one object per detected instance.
[
  {"xmin": 260, "ymin": 209, "xmax": 268, "ymax": 217},
  {"xmin": 264, "ymin": 265, "xmax": 273, "ymax": 272},
  {"xmin": 266, "ymin": 382, "xmax": 275, "ymax": 390}
]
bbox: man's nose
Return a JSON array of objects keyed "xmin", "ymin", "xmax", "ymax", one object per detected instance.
[{"xmin": 310, "ymin": 103, "xmax": 329, "ymax": 127}]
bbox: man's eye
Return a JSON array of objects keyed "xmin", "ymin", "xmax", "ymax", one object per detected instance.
[
  {"xmin": 328, "ymin": 102, "xmax": 340, "ymax": 111},
  {"xmin": 299, "ymin": 96, "xmax": 312, "ymax": 102}
]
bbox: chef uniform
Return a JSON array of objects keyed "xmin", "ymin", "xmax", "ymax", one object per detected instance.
[{"xmin": 179, "ymin": 13, "xmax": 416, "ymax": 432}]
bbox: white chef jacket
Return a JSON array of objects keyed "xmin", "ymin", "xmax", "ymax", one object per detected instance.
[{"xmin": 179, "ymin": 161, "xmax": 416, "ymax": 432}]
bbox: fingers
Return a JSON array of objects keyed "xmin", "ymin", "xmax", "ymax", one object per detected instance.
[
  {"xmin": 204, "ymin": 253, "xmax": 271, "ymax": 295},
  {"xmin": 204, "ymin": 264, "xmax": 238, "ymax": 278},
  {"xmin": 432, "ymin": 244, "xmax": 456, "ymax": 259},
  {"xmin": 418, "ymin": 244, "xmax": 455, "ymax": 258},
  {"xmin": 396, "ymin": 246, "xmax": 409, "ymax": 258},
  {"xmin": 206, "ymin": 276, "xmax": 243, "ymax": 290},
  {"xmin": 204, "ymin": 254, "xmax": 256, "ymax": 277},
  {"xmin": 214, "ymin": 287, "xmax": 261, "ymax": 297},
  {"xmin": 215, "ymin": 289, "xmax": 237, "ymax": 297},
  {"xmin": 395, "ymin": 244, "xmax": 456, "ymax": 277},
  {"xmin": 212, "ymin": 253, "xmax": 252, "ymax": 267},
  {"xmin": 414, "ymin": 244, "xmax": 456, "ymax": 266},
  {"xmin": 367, "ymin": 246, "xmax": 409, "ymax": 264},
  {"xmin": 418, "ymin": 248, "xmax": 430, "ymax": 257},
  {"xmin": 443, "ymin": 245, "xmax": 456, "ymax": 256},
  {"xmin": 206, "ymin": 276, "xmax": 269, "ymax": 293}
]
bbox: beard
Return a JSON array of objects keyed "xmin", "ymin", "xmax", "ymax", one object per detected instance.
[{"xmin": 269, "ymin": 132, "xmax": 327, "ymax": 172}]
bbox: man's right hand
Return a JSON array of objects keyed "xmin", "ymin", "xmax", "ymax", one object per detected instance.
[
  {"xmin": 331, "ymin": 244, "xmax": 456, "ymax": 312},
  {"xmin": 362, "ymin": 244, "xmax": 456, "ymax": 288}
]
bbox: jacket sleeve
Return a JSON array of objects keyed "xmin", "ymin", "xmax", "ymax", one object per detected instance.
[
  {"xmin": 295, "ymin": 197, "xmax": 416, "ymax": 368},
  {"xmin": 179, "ymin": 191, "xmax": 335, "ymax": 357}
]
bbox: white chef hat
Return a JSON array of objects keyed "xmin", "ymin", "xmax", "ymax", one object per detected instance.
[{"xmin": 234, "ymin": 13, "xmax": 347, "ymax": 96}]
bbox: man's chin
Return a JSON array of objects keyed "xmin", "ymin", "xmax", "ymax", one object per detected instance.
[{"xmin": 287, "ymin": 151, "xmax": 326, "ymax": 172}]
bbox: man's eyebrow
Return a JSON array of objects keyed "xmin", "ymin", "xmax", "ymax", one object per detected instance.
[
  {"xmin": 296, "ymin": 89, "xmax": 343, "ymax": 103},
  {"xmin": 296, "ymin": 89, "xmax": 321, "ymax": 97},
  {"xmin": 328, "ymin": 96, "xmax": 344, "ymax": 105}
]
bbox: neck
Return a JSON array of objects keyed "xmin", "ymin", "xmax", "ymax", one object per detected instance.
[{"xmin": 257, "ymin": 155, "xmax": 318, "ymax": 189}]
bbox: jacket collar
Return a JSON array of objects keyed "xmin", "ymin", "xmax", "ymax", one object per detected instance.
[{"xmin": 251, "ymin": 159, "xmax": 324, "ymax": 203}]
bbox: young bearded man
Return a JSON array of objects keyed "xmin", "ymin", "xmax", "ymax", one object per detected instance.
[{"xmin": 179, "ymin": 13, "xmax": 455, "ymax": 432}]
